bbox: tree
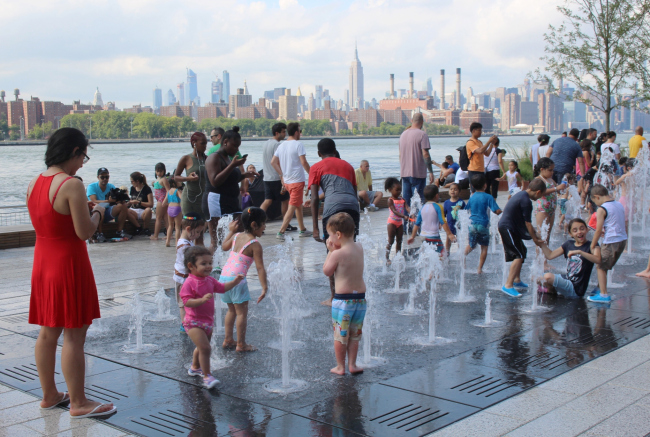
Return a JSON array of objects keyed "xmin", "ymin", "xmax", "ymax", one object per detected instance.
[
  {"xmin": 540, "ymin": 0, "xmax": 650, "ymax": 131},
  {"xmin": 0, "ymin": 117, "xmax": 8, "ymax": 140}
]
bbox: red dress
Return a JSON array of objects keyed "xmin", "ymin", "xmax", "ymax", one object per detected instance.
[{"xmin": 28, "ymin": 173, "xmax": 101, "ymax": 328}]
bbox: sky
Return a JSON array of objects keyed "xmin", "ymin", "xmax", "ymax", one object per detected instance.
[{"xmin": 1, "ymin": 0, "xmax": 564, "ymax": 108}]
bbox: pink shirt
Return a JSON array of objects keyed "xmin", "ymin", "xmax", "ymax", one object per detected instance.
[
  {"xmin": 399, "ymin": 128, "xmax": 431, "ymax": 179},
  {"xmin": 180, "ymin": 274, "xmax": 225, "ymax": 324}
]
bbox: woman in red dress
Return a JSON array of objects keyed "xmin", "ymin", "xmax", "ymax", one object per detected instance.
[{"xmin": 27, "ymin": 128, "xmax": 116, "ymax": 418}]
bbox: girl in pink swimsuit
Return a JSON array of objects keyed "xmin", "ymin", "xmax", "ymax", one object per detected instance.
[
  {"xmin": 219, "ymin": 207, "xmax": 269, "ymax": 352},
  {"xmin": 385, "ymin": 177, "xmax": 410, "ymax": 264}
]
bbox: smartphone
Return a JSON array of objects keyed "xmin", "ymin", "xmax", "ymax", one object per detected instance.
[{"xmin": 242, "ymin": 154, "xmax": 248, "ymax": 159}]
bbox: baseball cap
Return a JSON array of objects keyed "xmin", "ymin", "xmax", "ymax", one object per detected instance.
[
  {"xmin": 569, "ymin": 128, "xmax": 580, "ymax": 138},
  {"xmin": 97, "ymin": 167, "xmax": 109, "ymax": 176}
]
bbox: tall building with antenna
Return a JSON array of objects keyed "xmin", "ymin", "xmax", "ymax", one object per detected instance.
[{"xmin": 348, "ymin": 43, "xmax": 364, "ymax": 109}]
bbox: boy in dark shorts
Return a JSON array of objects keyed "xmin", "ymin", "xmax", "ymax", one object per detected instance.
[
  {"xmin": 498, "ymin": 178, "xmax": 547, "ymax": 297},
  {"xmin": 322, "ymin": 213, "xmax": 366, "ymax": 376}
]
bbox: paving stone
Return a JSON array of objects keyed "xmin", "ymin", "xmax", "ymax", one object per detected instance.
[
  {"xmin": 484, "ymin": 386, "xmax": 576, "ymax": 423},
  {"xmin": 563, "ymin": 382, "xmax": 647, "ymax": 418},
  {"xmin": 608, "ymin": 361, "xmax": 650, "ymax": 392},
  {"xmin": 0, "ymin": 423, "xmax": 44, "ymax": 436},
  {"xmin": 0, "ymin": 389, "xmax": 39, "ymax": 409},
  {"xmin": 0, "ymin": 401, "xmax": 59, "ymax": 427},
  {"xmin": 21, "ymin": 411, "xmax": 98, "ymax": 435},
  {"xmin": 50, "ymin": 422, "xmax": 128, "ymax": 437},
  {"xmin": 582, "ymin": 402, "xmax": 650, "ymax": 437},
  {"xmin": 537, "ymin": 364, "xmax": 619, "ymax": 396},
  {"xmin": 430, "ymin": 411, "xmax": 521, "ymax": 437}
]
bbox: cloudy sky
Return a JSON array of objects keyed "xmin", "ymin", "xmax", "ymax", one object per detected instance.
[{"xmin": 2, "ymin": 0, "xmax": 563, "ymax": 107}]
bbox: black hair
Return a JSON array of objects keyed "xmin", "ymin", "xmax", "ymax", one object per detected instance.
[
  {"xmin": 469, "ymin": 122, "xmax": 482, "ymax": 132},
  {"xmin": 561, "ymin": 132, "xmax": 567, "ymax": 136},
  {"xmin": 470, "ymin": 173, "xmax": 486, "ymax": 191},
  {"xmin": 241, "ymin": 207, "xmax": 267, "ymax": 233},
  {"xmin": 287, "ymin": 122, "xmax": 301, "ymax": 137},
  {"xmin": 580, "ymin": 139, "xmax": 593, "ymax": 152},
  {"xmin": 221, "ymin": 126, "xmax": 241, "ymax": 145},
  {"xmin": 448, "ymin": 182, "xmax": 460, "ymax": 190},
  {"xmin": 184, "ymin": 246, "xmax": 212, "ymax": 270},
  {"xmin": 211, "ymin": 127, "xmax": 225, "ymax": 137},
  {"xmin": 167, "ymin": 175, "xmax": 179, "ymax": 189},
  {"xmin": 494, "ymin": 137, "xmax": 500, "ymax": 146},
  {"xmin": 45, "ymin": 127, "xmax": 89, "ymax": 167},
  {"xmin": 441, "ymin": 161, "xmax": 449, "ymax": 168},
  {"xmin": 130, "ymin": 171, "xmax": 148, "ymax": 186},
  {"xmin": 533, "ymin": 157, "xmax": 554, "ymax": 177},
  {"xmin": 509, "ymin": 160, "xmax": 520, "ymax": 173},
  {"xmin": 537, "ymin": 134, "xmax": 550, "ymax": 146},
  {"xmin": 528, "ymin": 178, "xmax": 547, "ymax": 193},
  {"xmin": 578, "ymin": 129, "xmax": 588, "ymax": 142},
  {"xmin": 384, "ymin": 177, "xmax": 401, "ymax": 192},
  {"xmin": 317, "ymin": 138, "xmax": 337, "ymax": 155},
  {"xmin": 591, "ymin": 184, "xmax": 609, "ymax": 196},
  {"xmin": 619, "ymin": 157, "xmax": 628, "ymax": 166},
  {"xmin": 624, "ymin": 158, "xmax": 636, "ymax": 169},
  {"xmin": 423, "ymin": 184, "xmax": 439, "ymax": 201},
  {"xmin": 154, "ymin": 162, "xmax": 166, "ymax": 178},
  {"xmin": 568, "ymin": 218, "xmax": 587, "ymax": 232},
  {"xmin": 181, "ymin": 212, "xmax": 206, "ymax": 232},
  {"xmin": 73, "ymin": 175, "xmax": 83, "ymax": 182},
  {"xmin": 272, "ymin": 122, "xmax": 287, "ymax": 136},
  {"xmin": 445, "ymin": 155, "xmax": 453, "ymax": 162},
  {"xmin": 606, "ymin": 131, "xmax": 617, "ymax": 139}
]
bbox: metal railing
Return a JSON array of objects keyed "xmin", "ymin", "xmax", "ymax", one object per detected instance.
[{"xmin": 0, "ymin": 205, "xmax": 31, "ymax": 227}]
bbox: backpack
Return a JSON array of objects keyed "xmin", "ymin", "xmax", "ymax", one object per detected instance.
[{"xmin": 457, "ymin": 144, "xmax": 472, "ymax": 171}]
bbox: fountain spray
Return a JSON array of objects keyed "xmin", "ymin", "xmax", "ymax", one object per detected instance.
[
  {"xmin": 450, "ymin": 210, "xmax": 475, "ymax": 302},
  {"xmin": 122, "ymin": 292, "xmax": 158, "ymax": 353},
  {"xmin": 147, "ymin": 288, "xmax": 177, "ymax": 322}
]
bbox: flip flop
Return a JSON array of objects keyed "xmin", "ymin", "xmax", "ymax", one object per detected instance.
[
  {"xmin": 40, "ymin": 392, "xmax": 70, "ymax": 410},
  {"xmin": 70, "ymin": 403, "xmax": 117, "ymax": 419}
]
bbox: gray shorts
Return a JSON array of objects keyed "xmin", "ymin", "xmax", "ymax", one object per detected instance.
[
  {"xmin": 600, "ymin": 240, "xmax": 626, "ymax": 271},
  {"xmin": 360, "ymin": 190, "xmax": 377, "ymax": 203}
]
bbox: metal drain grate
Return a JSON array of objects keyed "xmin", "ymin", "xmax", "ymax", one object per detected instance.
[
  {"xmin": 565, "ymin": 332, "xmax": 622, "ymax": 349},
  {"xmin": 0, "ymin": 363, "xmax": 56, "ymax": 382},
  {"xmin": 0, "ymin": 313, "xmax": 29, "ymax": 324},
  {"xmin": 131, "ymin": 409, "xmax": 209, "ymax": 436},
  {"xmin": 613, "ymin": 316, "xmax": 650, "ymax": 330},
  {"xmin": 99, "ymin": 300, "xmax": 122, "ymax": 309},
  {"xmin": 450, "ymin": 375, "xmax": 519, "ymax": 398},
  {"xmin": 370, "ymin": 403, "xmax": 450, "ymax": 432},
  {"xmin": 513, "ymin": 351, "xmax": 577, "ymax": 371},
  {"xmin": 85, "ymin": 385, "xmax": 128, "ymax": 403}
]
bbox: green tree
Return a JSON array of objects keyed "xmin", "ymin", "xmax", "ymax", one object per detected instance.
[
  {"xmin": 540, "ymin": 0, "xmax": 650, "ymax": 130},
  {"xmin": 9, "ymin": 125, "xmax": 20, "ymax": 140},
  {"xmin": 0, "ymin": 117, "xmax": 8, "ymax": 140},
  {"xmin": 179, "ymin": 116, "xmax": 197, "ymax": 136}
]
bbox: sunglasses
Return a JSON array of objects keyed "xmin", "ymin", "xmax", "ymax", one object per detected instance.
[
  {"xmin": 83, "ymin": 152, "xmax": 90, "ymax": 164},
  {"xmin": 99, "ymin": 175, "xmax": 110, "ymax": 180}
]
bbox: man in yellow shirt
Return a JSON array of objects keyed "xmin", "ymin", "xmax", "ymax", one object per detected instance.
[
  {"xmin": 628, "ymin": 126, "xmax": 646, "ymax": 158},
  {"xmin": 355, "ymin": 160, "xmax": 383, "ymax": 211}
]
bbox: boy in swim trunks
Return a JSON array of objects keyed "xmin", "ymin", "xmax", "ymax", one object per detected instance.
[{"xmin": 322, "ymin": 212, "xmax": 366, "ymax": 376}]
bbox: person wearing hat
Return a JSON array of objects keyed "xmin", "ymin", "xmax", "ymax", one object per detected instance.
[
  {"xmin": 546, "ymin": 128, "xmax": 587, "ymax": 183},
  {"xmin": 86, "ymin": 168, "xmax": 130, "ymax": 241}
]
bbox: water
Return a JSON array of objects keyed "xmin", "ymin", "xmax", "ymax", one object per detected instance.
[
  {"xmin": 472, "ymin": 292, "xmax": 505, "ymax": 328},
  {"xmin": 489, "ymin": 211, "xmax": 499, "ymax": 254},
  {"xmin": 122, "ymin": 292, "xmax": 158, "ymax": 353},
  {"xmin": 87, "ymin": 318, "xmax": 109, "ymax": 337},
  {"xmin": 450, "ymin": 210, "xmax": 475, "ymax": 303},
  {"xmin": 388, "ymin": 252, "xmax": 409, "ymax": 294},
  {"xmin": 147, "ymin": 288, "xmax": 177, "ymax": 322},
  {"xmin": 523, "ymin": 222, "xmax": 550, "ymax": 313},
  {"xmin": 211, "ymin": 214, "xmax": 233, "ymax": 335},
  {"xmin": 606, "ymin": 269, "xmax": 625, "ymax": 289}
]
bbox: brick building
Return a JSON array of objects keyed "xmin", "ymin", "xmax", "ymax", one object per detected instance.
[
  {"xmin": 378, "ymin": 97, "xmax": 434, "ymax": 111},
  {"xmin": 501, "ymin": 93, "xmax": 521, "ymax": 131},
  {"xmin": 160, "ymin": 104, "xmax": 192, "ymax": 118},
  {"xmin": 197, "ymin": 104, "xmax": 229, "ymax": 123},
  {"xmin": 459, "ymin": 110, "xmax": 494, "ymax": 132}
]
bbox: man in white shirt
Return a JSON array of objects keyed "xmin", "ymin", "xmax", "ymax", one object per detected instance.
[
  {"xmin": 260, "ymin": 123, "xmax": 296, "ymax": 230},
  {"xmin": 271, "ymin": 122, "xmax": 312, "ymax": 240}
]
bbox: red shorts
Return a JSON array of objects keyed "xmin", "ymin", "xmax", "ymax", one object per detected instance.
[{"xmin": 286, "ymin": 182, "xmax": 305, "ymax": 207}]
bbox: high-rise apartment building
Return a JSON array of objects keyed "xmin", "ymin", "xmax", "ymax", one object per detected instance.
[
  {"xmin": 228, "ymin": 88, "xmax": 252, "ymax": 117},
  {"xmin": 348, "ymin": 43, "xmax": 364, "ymax": 108},
  {"xmin": 211, "ymin": 78, "xmax": 223, "ymax": 103},
  {"xmin": 177, "ymin": 83, "xmax": 185, "ymax": 106},
  {"xmin": 222, "ymin": 70, "xmax": 230, "ymax": 102},
  {"xmin": 501, "ymin": 93, "xmax": 521, "ymax": 131},
  {"xmin": 187, "ymin": 69, "xmax": 198, "ymax": 105},
  {"xmin": 279, "ymin": 89, "xmax": 298, "ymax": 120}
]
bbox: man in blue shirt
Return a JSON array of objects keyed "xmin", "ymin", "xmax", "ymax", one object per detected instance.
[
  {"xmin": 464, "ymin": 173, "xmax": 502, "ymax": 274},
  {"xmin": 86, "ymin": 167, "xmax": 130, "ymax": 241},
  {"xmin": 446, "ymin": 155, "xmax": 460, "ymax": 174},
  {"xmin": 546, "ymin": 128, "xmax": 587, "ymax": 183}
]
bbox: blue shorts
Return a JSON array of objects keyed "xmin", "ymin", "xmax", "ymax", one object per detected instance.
[
  {"xmin": 424, "ymin": 235, "xmax": 445, "ymax": 254},
  {"xmin": 552, "ymin": 274, "xmax": 579, "ymax": 299},
  {"xmin": 332, "ymin": 295, "xmax": 366, "ymax": 345},
  {"xmin": 559, "ymin": 198, "xmax": 568, "ymax": 215},
  {"xmin": 469, "ymin": 224, "xmax": 490, "ymax": 248},
  {"xmin": 219, "ymin": 275, "xmax": 251, "ymax": 304},
  {"xmin": 104, "ymin": 205, "xmax": 116, "ymax": 223}
]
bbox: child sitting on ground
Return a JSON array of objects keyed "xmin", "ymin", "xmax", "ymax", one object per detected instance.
[
  {"xmin": 443, "ymin": 183, "xmax": 466, "ymax": 255},
  {"xmin": 172, "ymin": 213, "xmax": 206, "ymax": 332},
  {"xmin": 588, "ymin": 184, "xmax": 628, "ymax": 303},
  {"xmin": 181, "ymin": 246, "xmax": 243, "ymax": 389},
  {"xmin": 407, "ymin": 185, "xmax": 456, "ymax": 254},
  {"xmin": 385, "ymin": 177, "xmax": 410, "ymax": 263},
  {"xmin": 322, "ymin": 212, "xmax": 366, "ymax": 376},
  {"xmin": 219, "ymin": 207, "xmax": 268, "ymax": 352},
  {"xmin": 497, "ymin": 178, "xmax": 547, "ymax": 297},
  {"xmin": 464, "ymin": 174, "xmax": 502, "ymax": 274},
  {"xmin": 539, "ymin": 218, "xmax": 601, "ymax": 298}
]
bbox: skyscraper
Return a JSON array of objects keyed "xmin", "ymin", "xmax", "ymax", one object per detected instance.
[
  {"xmin": 425, "ymin": 78, "xmax": 433, "ymax": 97},
  {"xmin": 315, "ymin": 85, "xmax": 323, "ymax": 109},
  {"xmin": 165, "ymin": 89, "xmax": 176, "ymax": 106},
  {"xmin": 92, "ymin": 87, "xmax": 103, "ymax": 107},
  {"xmin": 187, "ymin": 69, "xmax": 198, "ymax": 105},
  {"xmin": 177, "ymin": 83, "xmax": 185, "ymax": 106},
  {"xmin": 348, "ymin": 43, "xmax": 364, "ymax": 109},
  {"xmin": 211, "ymin": 78, "xmax": 223, "ymax": 103},
  {"xmin": 222, "ymin": 71, "xmax": 230, "ymax": 102},
  {"xmin": 153, "ymin": 87, "xmax": 162, "ymax": 111}
]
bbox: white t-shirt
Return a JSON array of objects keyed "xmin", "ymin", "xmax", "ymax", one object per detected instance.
[
  {"xmin": 531, "ymin": 142, "xmax": 541, "ymax": 167},
  {"xmin": 274, "ymin": 140, "xmax": 307, "ymax": 184},
  {"xmin": 538, "ymin": 145, "xmax": 550, "ymax": 160},
  {"xmin": 173, "ymin": 238, "xmax": 194, "ymax": 284},
  {"xmin": 485, "ymin": 148, "xmax": 501, "ymax": 172},
  {"xmin": 603, "ymin": 142, "xmax": 620, "ymax": 155},
  {"xmin": 505, "ymin": 170, "xmax": 519, "ymax": 190},
  {"xmin": 455, "ymin": 169, "xmax": 468, "ymax": 182}
]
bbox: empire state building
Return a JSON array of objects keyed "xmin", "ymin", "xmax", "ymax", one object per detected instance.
[{"xmin": 348, "ymin": 43, "xmax": 364, "ymax": 109}]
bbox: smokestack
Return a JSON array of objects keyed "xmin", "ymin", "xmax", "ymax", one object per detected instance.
[
  {"xmin": 440, "ymin": 70, "xmax": 445, "ymax": 109},
  {"xmin": 456, "ymin": 68, "xmax": 461, "ymax": 108},
  {"xmin": 390, "ymin": 74, "xmax": 395, "ymax": 99},
  {"xmin": 409, "ymin": 72, "xmax": 414, "ymax": 98}
]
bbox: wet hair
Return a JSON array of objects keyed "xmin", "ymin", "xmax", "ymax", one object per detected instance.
[
  {"xmin": 45, "ymin": 127, "xmax": 89, "ymax": 167},
  {"xmin": 533, "ymin": 157, "xmax": 554, "ymax": 177},
  {"xmin": 470, "ymin": 173, "xmax": 486, "ymax": 191},
  {"xmin": 272, "ymin": 122, "xmax": 287, "ymax": 136},
  {"xmin": 130, "ymin": 171, "xmax": 148, "ymax": 186},
  {"xmin": 591, "ymin": 184, "xmax": 609, "ymax": 196},
  {"xmin": 154, "ymin": 162, "xmax": 166, "ymax": 177},
  {"xmin": 423, "ymin": 184, "xmax": 439, "ymax": 201},
  {"xmin": 241, "ymin": 207, "xmax": 267, "ymax": 233},
  {"xmin": 606, "ymin": 131, "xmax": 617, "ymax": 139},
  {"xmin": 211, "ymin": 127, "xmax": 225, "ymax": 137},
  {"xmin": 384, "ymin": 177, "xmax": 401, "ymax": 192},
  {"xmin": 181, "ymin": 212, "xmax": 206, "ymax": 232},
  {"xmin": 580, "ymin": 139, "xmax": 592, "ymax": 151},
  {"xmin": 184, "ymin": 246, "xmax": 212, "ymax": 270},
  {"xmin": 73, "ymin": 175, "xmax": 83, "ymax": 182},
  {"xmin": 317, "ymin": 138, "xmax": 337, "ymax": 155},
  {"xmin": 528, "ymin": 178, "xmax": 547, "ymax": 193},
  {"xmin": 190, "ymin": 131, "xmax": 207, "ymax": 148},
  {"xmin": 221, "ymin": 126, "xmax": 241, "ymax": 145},
  {"xmin": 326, "ymin": 212, "xmax": 355, "ymax": 238},
  {"xmin": 469, "ymin": 122, "xmax": 482, "ymax": 132},
  {"xmin": 568, "ymin": 218, "xmax": 587, "ymax": 232},
  {"xmin": 287, "ymin": 122, "xmax": 301, "ymax": 137},
  {"xmin": 537, "ymin": 134, "xmax": 550, "ymax": 146}
]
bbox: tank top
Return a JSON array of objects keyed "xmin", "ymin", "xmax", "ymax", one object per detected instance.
[
  {"xmin": 183, "ymin": 155, "xmax": 205, "ymax": 205},
  {"xmin": 207, "ymin": 153, "xmax": 241, "ymax": 197},
  {"xmin": 505, "ymin": 170, "xmax": 518, "ymax": 190},
  {"xmin": 221, "ymin": 233, "xmax": 257, "ymax": 279},
  {"xmin": 167, "ymin": 188, "xmax": 181, "ymax": 204},
  {"xmin": 388, "ymin": 198, "xmax": 406, "ymax": 223},
  {"xmin": 600, "ymin": 200, "xmax": 627, "ymax": 244},
  {"xmin": 153, "ymin": 179, "xmax": 165, "ymax": 203}
]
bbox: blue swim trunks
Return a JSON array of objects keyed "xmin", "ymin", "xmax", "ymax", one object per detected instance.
[
  {"xmin": 331, "ymin": 294, "xmax": 366, "ymax": 345},
  {"xmin": 469, "ymin": 224, "xmax": 490, "ymax": 248},
  {"xmin": 424, "ymin": 235, "xmax": 445, "ymax": 254},
  {"xmin": 219, "ymin": 275, "xmax": 251, "ymax": 304}
]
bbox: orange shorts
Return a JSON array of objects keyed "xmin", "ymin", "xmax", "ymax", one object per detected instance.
[{"xmin": 286, "ymin": 182, "xmax": 305, "ymax": 207}]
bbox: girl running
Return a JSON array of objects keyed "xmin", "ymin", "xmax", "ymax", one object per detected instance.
[
  {"xmin": 385, "ymin": 177, "xmax": 410, "ymax": 263},
  {"xmin": 499, "ymin": 160, "xmax": 523, "ymax": 199}
]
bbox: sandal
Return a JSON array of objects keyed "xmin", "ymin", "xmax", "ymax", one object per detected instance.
[
  {"xmin": 70, "ymin": 403, "xmax": 117, "ymax": 419},
  {"xmin": 40, "ymin": 392, "xmax": 70, "ymax": 410}
]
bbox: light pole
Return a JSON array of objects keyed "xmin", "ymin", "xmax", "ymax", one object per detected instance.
[
  {"xmin": 41, "ymin": 117, "xmax": 45, "ymax": 139},
  {"xmin": 19, "ymin": 116, "xmax": 24, "ymax": 140},
  {"xmin": 130, "ymin": 117, "xmax": 134, "ymax": 137},
  {"xmin": 88, "ymin": 116, "xmax": 92, "ymax": 139}
]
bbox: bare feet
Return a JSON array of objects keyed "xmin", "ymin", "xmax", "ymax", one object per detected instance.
[
  {"xmin": 165, "ymin": 241, "xmax": 171, "ymax": 247},
  {"xmin": 636, "ymin": 270, "xmax": 650, "ymax": 278},
  {"xmin": 320, "ymin": 299, "xmax": 333, "ymax": 307},
  {"xmin": 222, "ymin": 340, "xmax": 236, "ymax": 349},
  {"xmin": 349, "ymin": 364, "xmax": 364, "ymax": 375},
  {"xmin": 150, "ymin": 236, "xmax": 159, "ymax": 241},
  {"xmin": 330, "ymin": 365, "xmax": 345, "ymax": 375},
  {"xmin": 477, "ymin": 269, "xmax": 483, "ymax": 275},
  {"xmin": 69, "ymin": 400, "xmax": 115, "ymax": 417},
  {"xmin": 236, "ymin": 344, "xmax": 257, "ymax": 352},
  {"xmin": 40, "ymin": 392, "xmax": 69, "ymax": 409}
]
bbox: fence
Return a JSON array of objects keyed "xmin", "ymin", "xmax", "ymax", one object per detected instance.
[{"xmin": 0, "ymin": 205, "xmax": 31, "ymax": 227}]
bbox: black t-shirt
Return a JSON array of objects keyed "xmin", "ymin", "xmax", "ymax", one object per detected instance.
[
  {"xmin": 561, "ymin": 240, "xmax": 598, "ymax": 297},
  {"xmin": 498, "ymin": 190, "xmax": 533, "ymax": 239},
  {"xmin": 130, "ymin": 185, "xmax": 152, "ymax": 208}
]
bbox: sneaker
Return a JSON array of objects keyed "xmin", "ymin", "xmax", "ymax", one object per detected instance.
[
  {"xmin": 203, "ymin": 375, "xmax": 220, "ymax": 389},
  {"xmin": 143, "ymin": 229, "xmax": 151, "ymax": 237},
  {"xmin": 187, "ymin": 366, "xmax": 203, "ymax": 377},
  {"xmin": 133, "ymin": 227, "xmax": 143, "ymax": 236},
  {"xmin": 96, "ymin": 233, "xmax": 107, "ymax": 243},
  {"xmin": 276, "ymin": 232, "xmax": 285, "ymax": 241},
  {"xmin": 299, "ymin": 229, "xmax": 313, "ymax": 238},
  {"xmin": 513, "ymin": 281, "xmax": 529, "ymax": 288},
  {"xmin": 286, "ymin": 225, "xmax": 298, "ymax": 232},
  {"xmin": 367, "ymin": 205, "xmax": 378, "ymax": 212},
  {"xmin": 501, "ymin": 286, "xmax": 522, "ymax": 298},
  {"xmin": 589, "ymin": 288, "xmax": 601, "ymax": 296},
  {"xmin": 117, "ymin": 230, "xmax": 131, "ymax": 239},
  {"xmin": 587, "ymin": 294, "xmax": 611, "ymax": 303},
  {"xmin": 537, "ymin": 285, "xmax": 549, "ymax": 294}
]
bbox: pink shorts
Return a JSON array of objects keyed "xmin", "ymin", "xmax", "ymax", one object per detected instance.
[
  {"xmin": 286, "ymin": 182, "xmax": 304, "ymax": 207},
  {"xmin": 182, "ymin": 319, "xmax": 213, "ymax": 336}
]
